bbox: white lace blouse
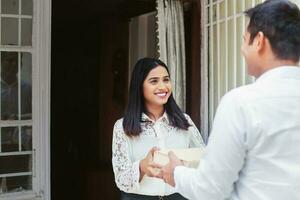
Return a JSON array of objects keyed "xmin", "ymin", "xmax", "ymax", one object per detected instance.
[{"xmin": 112, "ymin": 112, "xmax": 205, "ymax": 196}]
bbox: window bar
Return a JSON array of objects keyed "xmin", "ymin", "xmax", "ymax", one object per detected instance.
[
  {"xmin": 0, "ymin": 14, "xmax": 32, "ymax": 19},
  {"xmin": 18, "ymin": 126, "xmax": 21, "ymax": 151},
  {"xmin": 233, "ymin": 0, "xmax": 237, "ymax": 88},
  {"xmin": 217, "ymin": 2, "xmax": 221, "ymax": 102},
  {"xmin": 241, "ymin": 0, "xmax": 246, "ymax": 85},
  {"xmin": 0, "ymin": 150, "xmax": 32, "ymax": 156},
  {"xmin": 225, "ymin": 0, "xmax": 228, "ymax": 93},
  {"xmin": 0, "ymin": 128, "xmax": 2, "ymax": 152},
  {"xmin": 18, "ymin": 52, "xmax": 21, "ymax": 121},
  {"xmin": 209, "ymin": 0, "xmax": 214, "ymax": 129},
  {"xmin": 0, "ymin": 1, "xmax": 2, "ymax": 122},
  {"xmin": 249, "ymin": 0, "xmax": 257, "ymax": 83},
  {"xmin": 0, "ymin": 172, "xmax": 32, "ymax": 178},
  {"xmin": 18, "ymin": 0, "xmax": 22, "ymax": 47},
  {"xmin": 0, "ymin": 120, "xmax": 32, "ymax": 127}
]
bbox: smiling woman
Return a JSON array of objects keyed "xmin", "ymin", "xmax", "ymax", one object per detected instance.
[
  {"xmin": 111, "ymin": 57, "xmax": 205, "ymax": 200},
  {"xmin": 143, "ymin": 66, "xmax": 172, "ymax": 114}
]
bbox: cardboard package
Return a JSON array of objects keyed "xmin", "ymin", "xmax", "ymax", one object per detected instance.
[{"xmin": 153, "ymin": 147, "xmax": 204, "ymax": 168}]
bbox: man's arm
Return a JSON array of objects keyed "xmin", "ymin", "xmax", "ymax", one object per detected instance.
[{"xmin": 163, "ymin": 91, "xmax": 248, "ymax": 200}]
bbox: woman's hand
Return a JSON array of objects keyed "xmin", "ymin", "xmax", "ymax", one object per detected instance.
[{"xmin": 139, "ymin": 147, "xmax": 162, "ymax": 181}]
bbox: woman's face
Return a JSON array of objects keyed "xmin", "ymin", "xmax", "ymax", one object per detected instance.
[{"xmin": 143, "ymin": 65, "xmax": 172, "ymax": 108}]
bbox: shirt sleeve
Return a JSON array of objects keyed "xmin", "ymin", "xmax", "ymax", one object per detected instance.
[
  {"xmin": 184, "ymin": 114, "xmax": 206, "ymax": 147},
  {"xmin": 112, "ymin": 119, "xmax": 141, "ymax": 192},
  {"xmin": 174, "ymin": 91, "xmax": 248, "ymax": 200}
]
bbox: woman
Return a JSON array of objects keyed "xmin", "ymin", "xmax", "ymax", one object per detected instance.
[{"xmin": 112, "ymin": 58, "xmax": 205, "ymax": 200}]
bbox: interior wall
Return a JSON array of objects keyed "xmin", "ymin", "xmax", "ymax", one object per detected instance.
[
  {"xmin": 185, "ymin": 0, "xmax": 202, "ymax": 130},
  {"xmin": 51, "ymin": 11, "xmax": 129, "ymax": 200},
  {"xmin": 51, "ymin": 18, "xmax": 102, "ymax": 200}
]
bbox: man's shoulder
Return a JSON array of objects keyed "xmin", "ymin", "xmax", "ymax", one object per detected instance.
[{"xmin": 223, "ymin": 83, "xmax": 257, "ymax": 103}]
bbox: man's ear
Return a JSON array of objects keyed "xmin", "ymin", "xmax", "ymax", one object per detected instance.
[{"xmin": 255, "ymin": 31, "xmax": 266, "ymax": 52}]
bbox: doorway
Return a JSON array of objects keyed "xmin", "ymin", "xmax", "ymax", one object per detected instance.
[{"xmin": 50, "ymin": 0, "xmax": 201, "ymax": 199}]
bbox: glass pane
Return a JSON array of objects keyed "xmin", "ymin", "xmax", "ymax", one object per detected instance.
[
  {"xmin": 220, "ymin": 1, "xmax": 225, "ymax": 20},
  {"xmin": 245, "ymin": 0, "xmax": 253, "ymax": 10},
  {"xmin": 0, "ymin": 155, "xmax": 32, "ymax": 192},
  {"xmin": 207, "ymin": 7, "xmax": 210, "ymax": 24},
  {"xmin": 0, "ymin": 154, "xmax": 31, "ymax": 174},
  {"xmin": 2, "ymin": 175, "xmax": 32, "ymax": 192},
  {"xmin": 212, "ymin": 4, "xmax": 217, "ymax": 22},
  {"xmin": 1, "ymin": 127, "xmax": 19, "ymax": 152},
  {"xmin": 228, "ymin": 0, "xmax": 234, "ymax": 17},
  {"xmin": 21, "ymin": 0, "xmax": 33, "ymax": 15},
  {"xmin": 21, "ymin": 126, "xmax": 32, "ymax": 151},
  {"xmin": 21, "ymin": 19, "xmax": 32, "ymax": 46},
  {"xmin": 256, "ymin": 0, "xmax": 262, "ymax": 5},
  {"xmin": 20, "ymin": 53, "xmax": 32, "ymax": 120},
  {"xmin": 237, "ymin": 0, "xmax": 243, "ymax": 13},
  {"xmin": 1, "ymin": 18, "xmax": 19, "ymax": 45},
  {"xmin": 1, "ymin": 0, "xmax": 19, "ymax": 14},
  {"xmin": 1, "ymin": 52, "xmax": 19, "ymax": 120}
]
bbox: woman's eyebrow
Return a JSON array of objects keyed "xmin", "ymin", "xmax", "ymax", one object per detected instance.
[
  {"xmin": 148, "ymin": 75, "xmax": 170, "ymax": 80},
  {"xmin": 148, "ymin": 77, "xmax": 159, "ymax": 81}
]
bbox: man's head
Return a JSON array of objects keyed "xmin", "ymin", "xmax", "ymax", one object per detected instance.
[{"xmin": 242, "ymin": 0, "xmax": 300, "ymax": 77}]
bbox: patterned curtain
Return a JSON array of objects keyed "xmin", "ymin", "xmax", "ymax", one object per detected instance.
[{"xmin": 156, "ymin": 0, "xmax": 186, "ymax": 111}]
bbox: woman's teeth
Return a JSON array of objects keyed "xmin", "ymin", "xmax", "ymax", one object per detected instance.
[{"xmin": 156, "ymin": 92, "xmax": 167, "ymax": 97}]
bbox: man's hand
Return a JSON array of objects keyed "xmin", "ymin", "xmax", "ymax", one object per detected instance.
[
  {"xmin": 157, "ymin": 151, "xmax": 184, "ymax": 187},
  {"xmin": 139, "ymin": 147, "xmax": 162, "ymax": 180}
]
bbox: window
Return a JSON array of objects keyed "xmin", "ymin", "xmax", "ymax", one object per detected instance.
[
  {"xmin": 202, "ymin": 0, "xmax": 300, "ymax": 134},
  {"xmin": 0, "ymin": 0, "xmax": 33, "ymax": 196},
  {"xmin": 0, "ymin": 0, "xmax": 51, "ymax": 199},
  {"xmin": 203, "ymin": 0, "xmax": 264, "ymax": 133}
]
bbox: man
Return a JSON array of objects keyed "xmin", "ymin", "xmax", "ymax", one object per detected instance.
[{"xmin": 156, "ymin": 0, "xmax": 300, "ymax": 199}]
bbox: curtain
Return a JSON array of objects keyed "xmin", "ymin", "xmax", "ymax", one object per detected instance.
[{"xmin": 156, "ymin": 0, "xmax": 186, "ymax": 111}]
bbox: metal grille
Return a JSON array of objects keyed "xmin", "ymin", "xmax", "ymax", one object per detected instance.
[{"xmin": 204, "ymin": 0, "xmax": 263, "ymax": 130}]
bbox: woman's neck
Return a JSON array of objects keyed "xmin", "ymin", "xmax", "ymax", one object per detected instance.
[{"xmin": 145, "ymin": 104, "xmax": 164, "ymax": 121}]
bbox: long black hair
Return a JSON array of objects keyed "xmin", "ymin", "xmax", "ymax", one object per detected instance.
[{"xmin": 123, "ymin": 57, "xmax": 190, "ymax": 137}]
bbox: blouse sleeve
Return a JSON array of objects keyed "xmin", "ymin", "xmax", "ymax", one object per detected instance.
[
  {"xmin": 184, "ymin": 114, "xmax": 206, "ymax": 148},
  {"xmin": 112, "ymin": 119, "xmax": 140, "ymax": 192}
]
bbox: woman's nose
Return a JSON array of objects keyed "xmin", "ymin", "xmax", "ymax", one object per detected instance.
[{"xmin": 157, "ymin": 81, "xmax": 166, "ymax": 89}]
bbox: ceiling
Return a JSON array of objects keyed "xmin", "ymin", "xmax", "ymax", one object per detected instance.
[{"xmin": 52, "ymin": 0, "xmax": 156, "ymax": 20}]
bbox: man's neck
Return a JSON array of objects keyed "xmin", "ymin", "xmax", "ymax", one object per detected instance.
[{"xmin": 257, "ymin": 59, "xmax": 298, "ymax": 78}]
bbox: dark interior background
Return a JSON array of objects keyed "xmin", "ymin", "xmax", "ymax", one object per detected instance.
[{"xmin": 51, "ymin": 0, "xmax": 201, "ymax": 199}]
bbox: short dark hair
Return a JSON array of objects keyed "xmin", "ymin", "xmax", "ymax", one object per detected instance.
[
  {"xmin": 245, "ymin": 0, "xmax": 300, "ymax": 62},
  {"xmin": 123, "ymin": 57, "xmax": 190, "ymax": 137}
]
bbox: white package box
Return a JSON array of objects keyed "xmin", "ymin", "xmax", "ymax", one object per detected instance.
[{"xmin": 153, "ymin": 147, "xmax": 204, "ymax": 168}]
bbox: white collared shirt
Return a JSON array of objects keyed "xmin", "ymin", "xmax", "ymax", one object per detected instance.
[
  {"xmin": 174, "ymin": 66, "xmax": 300, "ymax": 200},
  {"xmin": 112, "ymin": 113, "xmax": 205, "ymax": 196}
]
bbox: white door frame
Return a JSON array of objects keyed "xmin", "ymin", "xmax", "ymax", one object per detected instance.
[
  {"xmin": 34, "ymin": 0, "xmax": 51, "ymax": 199},
  {"xmin": 200, "ymin": 0, "xmax": 209, "ymax": 143}
]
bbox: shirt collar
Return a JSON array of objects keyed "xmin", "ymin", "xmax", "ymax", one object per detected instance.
[
  {"xmin": 256, "ymin": 66, "xmax": 300, "ymax": 82},
  {"xmin": 141, "ymin": 112, "xmax": 169, "ymax": 124}
]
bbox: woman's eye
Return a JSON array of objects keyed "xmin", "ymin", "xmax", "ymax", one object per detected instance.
[
  {"xmin": 164, "ymin": 78, "xmax": 170, "ymax": 82},
  {"xmin": 150, "ymin": 80, "xmax": 158, "ymax": 84}
]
